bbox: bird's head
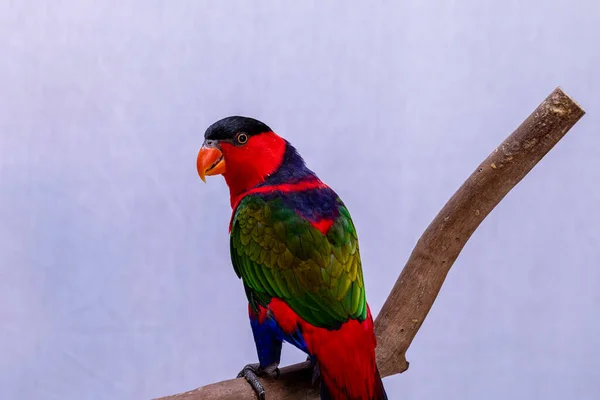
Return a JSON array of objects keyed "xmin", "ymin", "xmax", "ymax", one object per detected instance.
[{"xmin": 197, "ymin": 116, "xmax": 288, "ymax": 197}]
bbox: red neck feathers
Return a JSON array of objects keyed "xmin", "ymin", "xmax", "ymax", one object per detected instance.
[{"xmin": 220, "ymin": 131, "xmax": 286, "ymax": 207}]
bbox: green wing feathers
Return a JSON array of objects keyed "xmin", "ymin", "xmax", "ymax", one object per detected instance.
[{"xmin": 230, "ymin": 195, "xmax": 367, "ymax": 329}]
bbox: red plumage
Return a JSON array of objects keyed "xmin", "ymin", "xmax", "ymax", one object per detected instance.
[
  {"xmin": 269, "ymin": 299, "xmax": 386, "ymax": 400},
  {"xmin": 220, "ymin": 131, "xmax": 287, "ymax": 207}
]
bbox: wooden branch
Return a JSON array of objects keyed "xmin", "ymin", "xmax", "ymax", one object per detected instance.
[
  {"xmin": 374, "ymin": 87, "xmax": 585, "ymax": 376},
  {"xmin": 157, "ymin": 87, "xmax": 585, "ymax": 400}
]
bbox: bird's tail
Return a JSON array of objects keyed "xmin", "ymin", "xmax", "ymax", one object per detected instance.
[
  {"xmin": 306, "ymin": 305, "xmax": 387, "ymax": 400},
  {"xmin": 320, "ymin": 366, "xmax": 387, "ymax": 400}
]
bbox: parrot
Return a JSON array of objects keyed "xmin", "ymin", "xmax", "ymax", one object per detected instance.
[{"xmin": 196, "ymin": 116, "xmax": 387, "ymax": 400}]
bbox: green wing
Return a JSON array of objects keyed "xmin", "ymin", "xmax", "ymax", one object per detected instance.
[{"xmin": 229, "ymin": 195, "xmax": 367, "ymax": 330}]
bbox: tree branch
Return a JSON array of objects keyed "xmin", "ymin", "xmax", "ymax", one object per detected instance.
[{"xmin": 157, "ymin": 87, "xmax": 585, "ymax": 400}]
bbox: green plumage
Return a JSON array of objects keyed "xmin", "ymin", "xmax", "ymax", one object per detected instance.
[{"xmin": 230, "ymin": 195, "xmax": 367, "ymax": 330}]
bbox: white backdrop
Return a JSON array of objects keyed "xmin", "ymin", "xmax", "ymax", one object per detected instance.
[{"xmin": 1, "ymin": 1, "xmax": 599, "ymax": 399}]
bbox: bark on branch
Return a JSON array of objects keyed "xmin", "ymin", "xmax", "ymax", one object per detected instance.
[{"xmin": 157, "ymin": 87, "xmax": 585, "ymax": 400}]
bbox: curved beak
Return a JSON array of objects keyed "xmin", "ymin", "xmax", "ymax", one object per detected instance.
[{"xmin": 197, "ymin": 143, "xmax": 226, "ymax": 182}]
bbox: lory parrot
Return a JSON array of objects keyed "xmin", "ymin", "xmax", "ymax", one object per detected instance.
[{"xmin": 197, "ymin": 116, "xmax": 387, "ymax": 400}]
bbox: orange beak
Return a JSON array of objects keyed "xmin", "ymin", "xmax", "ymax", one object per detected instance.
[{"xmin": 197, "ymin": 145, "xmax": 226, "ymax": 182}]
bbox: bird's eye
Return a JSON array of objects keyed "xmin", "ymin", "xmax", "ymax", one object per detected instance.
[{"xmin": 237, "ymin": 133, "xmax": 248, "ymax": 144}]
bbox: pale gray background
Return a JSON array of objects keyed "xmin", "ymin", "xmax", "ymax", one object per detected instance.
[{"xmin": 1, "ymin": 1, "xmax": 599, "ymax": 399}]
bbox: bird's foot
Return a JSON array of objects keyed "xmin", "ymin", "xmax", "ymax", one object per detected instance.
[{"xmin": 237, "ymin": 363, "xmax": 280, "ymax": 400}]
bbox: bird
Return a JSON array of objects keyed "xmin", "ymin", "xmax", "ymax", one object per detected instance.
[{"xmin": 196, "ymin": 116, "xmax": 387, "ymax": 400}]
